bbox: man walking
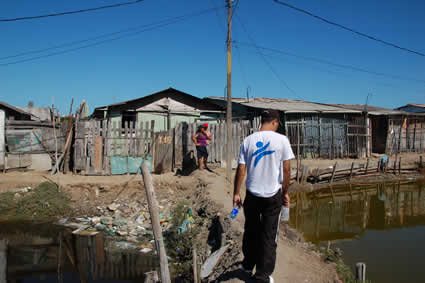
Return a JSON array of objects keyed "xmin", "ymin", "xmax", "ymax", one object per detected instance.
[{"xmin": 233, "ymin": 109, "xmax": 294, "ymax": 283}]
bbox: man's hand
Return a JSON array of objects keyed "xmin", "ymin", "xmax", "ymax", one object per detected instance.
[
  {"xmin": 233, "ymin": 194, "xmax": 241, "ymax": 208},
  {"xmin": 282, "ymin": 192, "xmax": 290, "ymax": 207}
]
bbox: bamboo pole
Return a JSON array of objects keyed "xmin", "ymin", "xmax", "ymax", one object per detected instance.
[{"xmin": 140, "ymin": 162, "xmax": 171, "ymax": 283}]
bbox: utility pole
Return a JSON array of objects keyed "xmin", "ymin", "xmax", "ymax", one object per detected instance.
[{"xmin": 226, "ymin": 0, "xmax": 233, "ymax": 181}]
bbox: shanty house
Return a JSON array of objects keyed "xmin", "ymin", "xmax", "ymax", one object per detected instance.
[
  {"xmin": 92, "ymin": 88, "xmax": 225, "ymax": 132},
  {"xmin": 327, "ymin": 104, "xmax": 425, "ymax": 154},
  {"xmin": 206, "ymin": 97, "xmax": 367, "ymax": 158},
  {"xmin": 0, "ymin": 101, "xmax": 64, "ymax": 171}
]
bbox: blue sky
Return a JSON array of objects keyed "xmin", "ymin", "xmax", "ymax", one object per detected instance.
[{"xmin": 1, "ymin": 0, "xmax": 424, "ymax": 114}]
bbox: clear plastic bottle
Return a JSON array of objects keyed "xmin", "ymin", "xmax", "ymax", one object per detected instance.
[{"xmin": 281, "ymin": 206, "xmax": 290, "ymax": 222}]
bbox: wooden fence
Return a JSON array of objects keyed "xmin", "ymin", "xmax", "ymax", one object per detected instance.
[
  {"xmin": 386, "ymin": 117, "xmax": 425, "ymax": 154},
  {"xmin": 285, "ymin": 119, "xmax": 369, "ymax": 159},
  {"xmin": 73, "ymin": 120, "xmax": 155, "ymax": 175}
]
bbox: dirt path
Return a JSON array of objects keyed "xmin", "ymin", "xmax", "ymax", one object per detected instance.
[{"xmin": 194, "ymin": 169, "xmax": 339, "ymax": 283}]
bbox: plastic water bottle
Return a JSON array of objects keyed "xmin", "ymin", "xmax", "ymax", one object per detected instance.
[
  {"xmin": 281, "ymin": 206, "xmax": 290, "ymax": 222},
  {"xmin": 230, "ymin": 208, "xmax": 239, "ymax": 219}
]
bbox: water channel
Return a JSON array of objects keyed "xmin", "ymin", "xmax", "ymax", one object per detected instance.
[
  {"xmin": 0, "ymin": 221, "xmax": 157, "ymax": 282},
  {"xmin": 289, "ymin": 180, "xmax": 425, "ymax": 283}
]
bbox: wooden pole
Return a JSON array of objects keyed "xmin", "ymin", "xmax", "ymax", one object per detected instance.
[
  {"xmin": 365, "ymin": 158, "xmax": 369, "ymax": 175},
  {"xmin": 331, "ymin": 120, "xmax": 335, "ymax": 159},
  {"xmin": 51, "ymin": 98, "xmax": 59, "ymax": 174},
  {"xmin": 193, "ymin": 248, "xmax": 198, "ymax": 283},
  {"xmin": 398, "ymin": 157, "xmax": 402, "ymax": 175},
  {"xmin": 225, "ymin": 0, "xmax": 233, "ymax": 181},
  {"xmin": 329, "ymin": 162, "xmax": 337, "ymax": 184},
  {"xmin": 0, "ymin": 240, "xmax": 7, "ymax": 283},
  {"xmin": 140, "ymin": 162, "xmax": 171, "ymax": 283},
  {"xmin": 63, "ymin": 99, "xmax": 74, "ymax": 173},
  {"xmin": 349, "ymin": 162, "xmax": 354, "ymax": 181},
  {"xmin": 297, "ymin": 120, "xmax": 300, "ymax": 183}
]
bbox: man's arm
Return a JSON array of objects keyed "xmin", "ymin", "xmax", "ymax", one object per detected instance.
[
  {"xmin": 233, "ymin": 164, "xmax": 246, "ymax": 208},
  {"xmin": 282, "ymin": 159, "xmax": 290, "ymax": 207}
]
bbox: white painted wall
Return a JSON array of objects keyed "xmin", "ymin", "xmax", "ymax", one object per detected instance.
[{"xmin": 0, "ymin": 110, "xmax": 4, "ymax": 169}]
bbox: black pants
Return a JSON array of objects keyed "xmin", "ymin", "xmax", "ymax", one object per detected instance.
[{"xmin": 242, "ymin": 189, "xmax": 281, "ymax": 283}]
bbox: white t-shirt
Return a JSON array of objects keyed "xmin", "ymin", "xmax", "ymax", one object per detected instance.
[{"xmin": 238, "ymin": 131, "xmax": 295, "ymax": 198}]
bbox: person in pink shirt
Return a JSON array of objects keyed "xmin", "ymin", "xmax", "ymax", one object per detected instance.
[{"xmin": 192, "ymin": 124, "xmax": 211, "ymax": 170}]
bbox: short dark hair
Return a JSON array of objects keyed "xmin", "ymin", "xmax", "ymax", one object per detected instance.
[{"xmin": 261, "ymin": 109, "xmax": 280, "ymax": 124}]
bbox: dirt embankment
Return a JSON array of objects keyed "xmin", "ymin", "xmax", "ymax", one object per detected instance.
[{"xmin": 1, "ymin": 168, "xmax": 344, "ymax": 283}]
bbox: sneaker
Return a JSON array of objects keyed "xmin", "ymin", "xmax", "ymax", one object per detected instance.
[{"xmin": 269, "ymin": 276, "xmax": 274, "ymax": 283}]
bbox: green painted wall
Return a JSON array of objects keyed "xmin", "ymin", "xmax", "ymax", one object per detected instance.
[
  {"xmin": 137, "ymin": 112, "xmax": 167, "ymax": 132},
  {"xmin": 103, "ymin": 110, "xmax": 222, "ymax": 132}
]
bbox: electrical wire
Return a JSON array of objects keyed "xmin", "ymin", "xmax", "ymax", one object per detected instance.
[
  {"xmin": 272, "ymin": 0, "xmax": 425, "ymax": 57},
  {"xmin": 235, "ymin": 41, "xmax": 425, "ymax": 84},
  {"xmin": 235, "ymin": 14, "xmax": 303, "ymax": 99},
  {"xmin": 0, "ymin": 6, "xmax": 224, "ymax": 66},
  {"xmin": 0, "ymin": 0, "xmax": 145, "ymax": 22},
  {"xmin": 237, "ymin": 45, "xmax": 425, "ymax": 96}
]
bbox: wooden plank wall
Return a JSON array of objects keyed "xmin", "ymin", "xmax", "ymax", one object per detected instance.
[
  {"xmin": 285, "ymin": 120, "xmax": 369, "ymax": 159},
  {"xmin": 0, "ymin": 110, "xmax": 4, "ymax": 168},
  {"xmin": 174, "ymin": 120, "xmax": 252, "ymax": 168},
  {"xmin": 386, "ymin": 117, "xmax": 425, "ymax": 154},
  {"xmin": 74, "ymin": 120, "xmax": 155, "ymax": 175}
]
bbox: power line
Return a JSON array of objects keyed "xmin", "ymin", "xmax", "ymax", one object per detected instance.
[
  {"xmin": 235, "ymin": 14, "xmax": 303, "ymax": 99},
  {"xmin": 1, "ymin": 9, "xmax": 213, "ymax": 61},
  {"xmin": 272, "ymin": 0, "xmax": 425, "ymax": 57},
  {"xmin": 0, "ymin": 0, "xmax": 145, "ymax": 22},
  {"xmin": 235, "ymin": 41, "xmax": 425, "ymax": 84},
  {"xmin": 0, "ymin": 6, "xmax": 224, "ymax": 66},
  {"xmin": 237, "ymin": 45, "xmax": 425, "ymax": 95}
]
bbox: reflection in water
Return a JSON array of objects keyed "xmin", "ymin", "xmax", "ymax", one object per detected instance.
[
  {"xmin": 290, "ymin": 181, "xmax": 425, "ymax": 283},
  {"xmin": 1, "ymin": 222, "xmax": 157, "ymax": 282}
]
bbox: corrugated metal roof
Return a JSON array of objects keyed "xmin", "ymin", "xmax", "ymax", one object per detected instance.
[
  {"xmin": 207, "ymin": 97, "xmax": 362, "ymax": 114},
  {"xmin": 325, "ymin": 104, "xmax": 408, "ymax": 115}
]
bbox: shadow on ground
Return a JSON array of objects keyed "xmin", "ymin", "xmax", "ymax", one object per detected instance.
[{"xmin": 214, "ymin": 262, "xmax": 255, "ymax": 282}]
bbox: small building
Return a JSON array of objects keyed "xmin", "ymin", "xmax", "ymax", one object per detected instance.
[
  {"xmin": 395, "ymin": 104, "xmax": 425, "ymax": 113},
  {"xmin": 326, "ymin": 104, "xmax": 425, "ymax": 154},
  {"xmin": 92, "ymin": 88, "xmax": 225, "ymax": 132},
  {"xmin": 206, "ymin": 97, "xmax": 367, "ymax": 158},
  {"xmin": 0, "ymin": 101, "xmax": 64, "ymax": 171}
]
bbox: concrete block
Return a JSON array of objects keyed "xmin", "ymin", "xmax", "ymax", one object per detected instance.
[{"xmin": 29, "ymin": 153, "xmax": 52, "ymax": 171}]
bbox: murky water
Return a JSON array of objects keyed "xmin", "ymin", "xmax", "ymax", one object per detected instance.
[
  {"xmin": 0, "ymin": 221, "xmax": 157, "ymax": 282},
  {"xmin": 289, "ymin": 180, "xmax": 425, "ymax": 283}
]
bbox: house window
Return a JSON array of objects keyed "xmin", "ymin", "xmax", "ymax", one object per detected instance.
[{"xmin": 122, "ymin": 112, "xmax": 136, "ymax": 129}]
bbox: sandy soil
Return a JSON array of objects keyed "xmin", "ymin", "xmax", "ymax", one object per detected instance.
[{"xmin": 195, "ymin": 169, "xmax": 339, "ymax": 283}]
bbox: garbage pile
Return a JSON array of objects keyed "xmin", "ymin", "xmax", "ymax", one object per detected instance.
[{"xmin": 58, "ymin": 199, "xmax": 175, "ymax": 252}]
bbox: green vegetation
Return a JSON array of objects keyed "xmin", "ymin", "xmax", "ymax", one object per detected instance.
[
  {"xmin": 0, "ymin": 182, "xmax": 71, "ymax": 221},
  {"xmin": 165, "ymin": 201, "xmax": 201, "ymax": 282},
  {"xmin": 324, "ymin": 248, "xmax": 374, "ymax": 283}
]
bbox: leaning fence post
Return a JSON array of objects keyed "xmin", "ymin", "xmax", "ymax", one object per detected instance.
[
  {"xmin": 0, "ymin": 240, "xmax": 7, "ymax": 283},
  {"xmin": 355, "ymin": 262, "xmax": 366, "ymax": 282},
  {"xmin": 329, "ymin": 162, "xmax": 337, "ymax": 184},
  {"xmin": 140, "ymin": 162, "xmax": 171, "ymax": 283}
]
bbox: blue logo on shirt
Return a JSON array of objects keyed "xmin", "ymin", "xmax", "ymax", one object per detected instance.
[{"xmin": 252, "ymin": 141, "xmax": 275, "ymax": 167}]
